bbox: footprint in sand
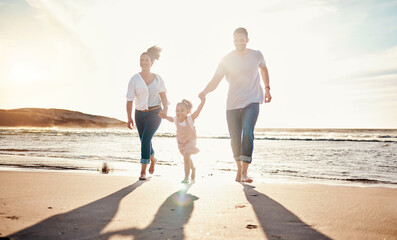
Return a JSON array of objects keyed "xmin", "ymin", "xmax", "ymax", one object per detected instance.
[
  {"xmin": 246, "ymin": 224, "xmax": 258, "ymax": 229},
  {"xmin": 235, "ymin": 204, "xmax": 246, "ymax": 209}
]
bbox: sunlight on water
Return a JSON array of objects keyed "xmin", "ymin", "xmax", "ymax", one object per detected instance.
[{"xmin": 1, "ymin": 127, "xmax": 397, "ymax": 187}]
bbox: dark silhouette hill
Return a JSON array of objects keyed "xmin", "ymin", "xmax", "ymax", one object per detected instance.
[{"xmin": 0, "ymin": 108, "xmax": 126, "ymax": 128}]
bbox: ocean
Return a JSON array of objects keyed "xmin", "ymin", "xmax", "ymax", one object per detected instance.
[{"xmin": 1, "ymin": 127, "xmax": 396, "ymax": 187}]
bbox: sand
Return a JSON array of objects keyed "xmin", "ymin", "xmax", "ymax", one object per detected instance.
[{"xmin": 0, "ymin": 170, "xmax": 396, "ymax": 240}]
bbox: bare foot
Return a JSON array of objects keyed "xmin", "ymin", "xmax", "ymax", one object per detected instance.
[
  {"xmin": 235, "ymin": 170, "xmax": 242, "ymax": 182},
  {"xmin": 149, "ymin": 156, "xmax": 157, "ymax": 174},
  {"xmin": 191, "ymin": 167, "xmax": 196, "ymax": 182},
  {"xmin": 241, "ymin": 174, "xmax": 253, "ymax": 183},
  {"xmin": 181, "ymin": 178, "xmax": 189, "ymax": 184},
  {"xmin": 139, "ymin": 173, "xmax": 147, "ymax": 180}
]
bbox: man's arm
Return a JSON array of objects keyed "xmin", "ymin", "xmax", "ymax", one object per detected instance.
[
  {"xmin": 199, "ymin": 73, "xmax": 224, "ymax": 98},
  {"xmin": 260, "ymin": 65, "xmax": 272, "ymax": 103}
]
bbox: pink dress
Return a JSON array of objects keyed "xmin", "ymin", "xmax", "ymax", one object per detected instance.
[{"xmin": 174, "ymin": 115, "xmax": 199, "ymax": 155}]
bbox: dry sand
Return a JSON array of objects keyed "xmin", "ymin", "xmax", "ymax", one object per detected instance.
[{"xmin": 0, "ymin": 170, "xmax": 396, "ymax": 240}]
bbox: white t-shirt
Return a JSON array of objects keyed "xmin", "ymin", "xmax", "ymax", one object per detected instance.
[
  {"xmin": 126, "ymin": 73, "xmax": 167, "ymax": 111},
  {"xmin": 215, "ymin": 49, "xmax": 266, "ymax": 110}
]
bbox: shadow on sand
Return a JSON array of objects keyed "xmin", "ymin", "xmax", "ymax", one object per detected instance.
[
  {"xmin": 99, "ymin": 184, "xmax": 198, "ymax": 240},
  {"xmin": 9, "ymin": 180, "xmax": 145, "ymax": 239},
  {"xmin": 242, "ymin": 184, "xmax": 332, "ymax": 240}
]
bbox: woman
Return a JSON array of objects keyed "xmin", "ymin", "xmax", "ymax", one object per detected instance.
[{"xmin": 126, "ymin": 46, "xmax": 168, "ymax": 180}]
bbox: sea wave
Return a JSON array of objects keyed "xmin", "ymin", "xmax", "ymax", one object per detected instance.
[{"xmin": 155, "ymin": 134, "xmax": 397, "ymax": 143}]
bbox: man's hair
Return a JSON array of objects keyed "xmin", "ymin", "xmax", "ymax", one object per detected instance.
[{"xmin": 233, "ymin": 27, "xmax": 248, "ymax": 38}]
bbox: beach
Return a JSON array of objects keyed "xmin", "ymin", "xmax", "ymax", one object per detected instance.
[{"xmin": 1, "ymin": 170, "xmax": 396, "ymax": 240}]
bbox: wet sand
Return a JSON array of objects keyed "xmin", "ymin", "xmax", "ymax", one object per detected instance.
[{"xmin": 0, "ymin": 171, "xmax": 396, "ymax": 239}]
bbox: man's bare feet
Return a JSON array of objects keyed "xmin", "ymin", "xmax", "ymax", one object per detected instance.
[
  {"xmin": 139, "ymin": 173, "xmax": 147, "ymax": 180},
  {"xmin": 241, "ymin": 174, "xmax": 253, "ymax": 183},
  {"xmin": 235, "ymin": 161, "xmax": 242, "ymax": 182},
  {"xmin": 191, "ymin": 167, "xmax": 196, "ymax": 182},
  {"xmin": 149, "ymin": 156, "xmax": 157, "ymax": 174},
  {"xmin": 235, "ymin": 171, "xmax": 242, "ymax": 182}
]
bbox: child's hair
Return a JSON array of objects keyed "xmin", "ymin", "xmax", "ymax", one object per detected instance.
[
  {"xmin": 142, "ymin": 45, "xmax": 161, "ymax": 61},
  {"xmin": 177, "ymin": 99, "xmax": 193, "ymax": 112}
]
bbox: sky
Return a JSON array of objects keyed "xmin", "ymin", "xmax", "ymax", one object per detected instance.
[{"xmin": 0, "ymin": 0, "xmax": 396, "ymax": 133}]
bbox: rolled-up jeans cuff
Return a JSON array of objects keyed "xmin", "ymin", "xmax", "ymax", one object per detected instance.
[
  {"xmin": 234, "ymin": 156, "xmax": 241, "ymax": 162},
  {"xmin": 141, "ymin": 158, "xmax": 150, "ymax": 164},
  {"xmin": 240, "ymin": 155, "xmax": 252, "ymax": 164}
]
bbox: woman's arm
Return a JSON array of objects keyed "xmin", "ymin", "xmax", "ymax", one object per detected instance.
[
  {"xmin": 158, "ymin": 92, "xmax": 168, "ymax": 118},
  {"xmin": 126, "ymin": 101, "xmax": 134, "ymax": 129}
]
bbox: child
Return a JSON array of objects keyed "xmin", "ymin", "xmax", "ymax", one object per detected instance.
[{"xmin": 164, "ymin": 96, "xmax": 205, "ymax": 183}]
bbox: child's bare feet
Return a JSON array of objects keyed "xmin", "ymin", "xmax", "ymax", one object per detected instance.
[
  {"xmin": 191, "ymin": 167, "xmax": 196, "ymax": 182},
  {"xmin": 181, "ymin": 178, "xmax": 189, "ymax": 184},
  {"xmin": 241, "ymin": 174, "xmax": 253, "ymax": 183},
  {"xmin": 149, "ymin": 156, "xmax": 157, "ymax": 174},
  {"xmin": 139, "ymin": 172, "xmax": 147, "ymax": 180}
]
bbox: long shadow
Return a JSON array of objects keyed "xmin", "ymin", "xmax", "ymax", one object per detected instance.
[
  {"xmin": 9, "ymin": 180, "xmax": 145, "ymax": 240},
  {"xmin": 99, "ymin": 184, "xmax": 198, "ymax": 240},
  {"xmin": 242, "ymin": 184, "xmax": 332, "ymax": 240}
]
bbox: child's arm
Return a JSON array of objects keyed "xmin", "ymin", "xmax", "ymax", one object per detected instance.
[
  {"xmin": 191, "ymin": 96, "xmax": 206, "ymax": 121},
  {"xmin": 164, "ymin": 116, "xmax": 174, "ymax": 122}
]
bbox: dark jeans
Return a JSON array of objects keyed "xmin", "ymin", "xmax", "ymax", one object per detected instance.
[
  {"xmin": 135, "ymin": 108, "xmax": 162, "ymax": 164},
  {"xmin": 226, "ymin": 103, "xmax": 259, "ymax": 164}
]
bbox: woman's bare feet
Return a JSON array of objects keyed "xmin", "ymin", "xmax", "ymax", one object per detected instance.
[
  {"xmin": 149, "ymin": 156, "xmax": 157, "ymax": 174},
  {"xmin": 139, "ymin": 172, "xmax": 147, "ymax": 180},
  {"xmin": 181, "ymin": 178, "xmax": 189, "ymax": 184}
]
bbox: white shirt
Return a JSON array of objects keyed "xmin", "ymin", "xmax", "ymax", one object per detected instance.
[
  {"xmin": 216, "ymin": 49, "xmax": 266, "ymax": 110},
  {"xmin": 126, "ymin": 73, "xmax": 167, "ymax": 111},
  {"xmin": 173, "ymin": 115, "xmax": 194, "ymax": 128}
]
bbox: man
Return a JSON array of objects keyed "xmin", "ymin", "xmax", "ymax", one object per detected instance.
[{"xmin": 199, "ymin": 27, "xmax": 271, "ymax": 183}]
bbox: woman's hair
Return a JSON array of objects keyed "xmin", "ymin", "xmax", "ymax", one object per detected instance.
[
  {"xmin": 178, "ymin": 99, "xmax": 193, "ymax": 112},
  {"xmin": 142, "ymin": 45, "xmax": 162, "ymax": 61}
]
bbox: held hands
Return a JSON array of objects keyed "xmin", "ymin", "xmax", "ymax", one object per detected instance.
[
  {"xmin": 158, "ymin": 108, "xmax": 168, "ymax": 119},
  {"xmin": 198, "ymin": 91, "xmax": 207, "ymax": 101},
  {"xmin": 127, "ymin": 119, "xmax": 134, "ymax": 129},
  {"xmin": 199, "ymin": 92, "xmax": 206, "ymax": 102}
]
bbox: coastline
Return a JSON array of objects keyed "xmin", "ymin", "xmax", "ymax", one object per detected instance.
[
  {"xmin": 1, "ymin": 154, "xmax": 397, "ymax": 189},
  {"xmin": 1, "ymin": 170, "xmax": 396, "ymax": 239}
]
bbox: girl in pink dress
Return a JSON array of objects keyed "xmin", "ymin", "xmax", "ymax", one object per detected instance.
[{"xmin": 164, "ymin": 96, "xmax": 206, "ymax": 183}]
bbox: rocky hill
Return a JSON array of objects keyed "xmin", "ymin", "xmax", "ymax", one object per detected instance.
[{"xmin": 0, "ymin": 108, "xmax": 126, "ymax": 128}]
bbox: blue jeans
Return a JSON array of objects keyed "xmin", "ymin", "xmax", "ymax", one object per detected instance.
[
  {"xmin": 135, "ymin": 108, "xmax": 162, "ymax": 164},
  {"xmin": 226, "ymin": 103, "xmax": 259, "ymax": 164}
]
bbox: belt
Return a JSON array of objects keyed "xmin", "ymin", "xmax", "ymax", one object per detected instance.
[{"xmin": 139, "ymin": 106, "xmax": 161, "ymax": 112}]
